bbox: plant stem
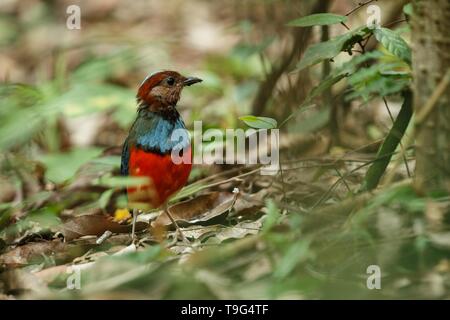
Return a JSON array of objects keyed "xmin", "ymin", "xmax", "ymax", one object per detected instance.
[{"xmin": 360, "ymin": 90, "xmax": 413, "ymax": 191}]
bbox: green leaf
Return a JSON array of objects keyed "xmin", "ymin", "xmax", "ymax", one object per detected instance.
[
  {"xmin": 95, "ymin": 175, "xmax": 151, "ymax": 188},
  {"xmin": 233, "ymin": 36, "xmax": 275, "ymax": 58},
  {"xmin": 346, "ymin": 61, "xmax": 411, "ymax": 101},
  {"xmin": 239, "ymin": 115, "xmax": 277, "ymax": 129},
  {"xmin": 403, "ymin": 3, "xmax": 413, "ymax": 16},
  {"xmin": 288, "ymin": 13, "xmax": 347, "ymax": 27},
  {"xmin": 274, "ymin": 239, "xmax": 311, "ymax": 279},
  {"xmin": 333, "ymin": 50, "xmax": 384, "ymax": 75},
  {"xmin": 309, "ymin": 73, "xmax": 347, "ymax": 99},
  {"xmin": 293, "ymin": 109, "xmax": 330, "ymax": 134},
  {"xmin": 296, "ymin": 27, "xmax": 371, "ymax": 71},
  {"xmin": 374, "ymin": 27, "xmax": 411, "ymax": 64},
  {"xmin": 280, "ymin": 73, "xmax": 347, "ymax": 128},
  {"xmin": 360, "ymin": 91, "xmax": 413, "ymax": 191},
  {"xmin": 98, "ymin": 189, "xmax": 114, "ymax": 209},
  {"xmin": 0, "ymin": 84, "xmax": 54, "ymax": 150},
  {"xmin": 39, "ymin": 148, "xmax": 103, "ymax": 184},
  {"xmin": 262, "ymin": 199, "xmax": 282, "ymax": 233}
]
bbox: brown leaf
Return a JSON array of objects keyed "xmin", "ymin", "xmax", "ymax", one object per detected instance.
[
  {"xmin": 0, "ymin": 269, "xmax": 49, "ymax": 296},
  {"xmin": 152, "ymin": 192, "xmax": 237, "ymax": 227},
  {"xmin": 0, "ymin": 240, "xmax": 67, "ymax": 268},
  {"xmin": 180, "ymin": 225, "xmax": 224, "ymax": 241},
  {"xmin": 214, "ymin": 219, "xmax": 262, "ymax": 242},
  {"xmin": 231, "ymin": 189, "xmax": 268, "ymax": 217},
  {"xmin": 59, "ymin": 214, "xmax": 147, "ymax": 241},
  {"xmin": 34, "ymin": 264, "xmax": 69, "ymax": 284}
]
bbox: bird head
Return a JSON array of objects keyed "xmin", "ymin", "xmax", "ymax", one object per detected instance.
[{"xmin": 136, "ymin": 71, "xmax": 202, "ymax": 114}]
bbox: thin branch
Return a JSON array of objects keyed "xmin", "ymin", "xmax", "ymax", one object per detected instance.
[
  {"xmin": 345, "ymin": 0, "xmax": 378, "ymax": 17},
  {"xmin": 415, "ymin": 68, "xmax": 450, "ymax": 124},
  {"xmin": 340, "ymin": 22, "xmax": 351, "ymax": 30},
  {"xmin": 383, "ymin": 18, "xmax": 408, "ymax": 28},
  {"xmin": 334, "ymin": 167, "xmax": 352, "ymax": 194}
]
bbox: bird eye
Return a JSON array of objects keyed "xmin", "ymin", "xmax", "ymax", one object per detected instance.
[{"xmin": 166, "ymin": 77, "xmax": 175, "ymax": 86}]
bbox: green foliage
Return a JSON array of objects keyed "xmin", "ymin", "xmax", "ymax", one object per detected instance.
[
  {"xmin": 309, "ymin": 73, "xmax": 347, "ymax": 98},
  {"xmin": 262, "ymin": 199, "xmax": 282, "ymax": 233},
  {"xmin": 346, "ymin": 63, "xmax": 411, "ymax": 101},
  {"xmin": 2, "ymin": 0, "xmax": 445, "ymax": 300},
  {"xmin": 287, "ymin": 13, "xmax": 347, "ymax": 27},
  {"xmin": 0, "ymin": 44, "xmax": 150, "ymax": 153},
  {"xmin": 295, "ymin": 26, "xmax": 371, "ymax": 71},
  {"xmin": 39, "ymin": 148, "xmax": 103, "ymax": 183},
  {"xmin": 232, "ymin": 36, "xmax": 275, "ymax": 58},
  {"xmin": 403, "ymin": 3, "xmax": 413, "ymax": 16},
  {"xmin": 361, "ymin": 91, "xmax": 413, "ymax": 191},
  {"xmin": 333, "ymin": 50, "xmax": 384, "ymax": 75},
  {"xmin": 280, "ymin": 73, "xmax": 347, "ymax": 128},
  {"xmin": 239, "ymin": 115, "xmax": 277, "ymax": 129},
  {"xmin": 95, "ymin": 175, "xmax": 151, "ymax": 188},
  {"xmin": 0, "ymin": 15, "xmax": 18, "ymax": 46},
  {"xmin": 373, "ymin": 27, "xmax": 412, "ymax": 64},
  {"xmin": 51, "ymin": 83, "xmax": 135, "ymax": 127},
  {"xmin": 273, "ymin": 239, "xmax": 311, "ymax": 280},
  {"xmin": 0, "ymin": 85, "xmax": 51, "ymax": 150},
  {"xmin": 332, "ymin": 49, "xmax": 412, "ymax": 102},
  {"xmin": 358, "ymin": 184, "xmax": 427, "ymax": 216}
]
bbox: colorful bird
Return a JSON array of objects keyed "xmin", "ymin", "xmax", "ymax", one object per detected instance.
[{"xmin": 120, "ymin": 71, "xmax": 202, "ymax": 241}]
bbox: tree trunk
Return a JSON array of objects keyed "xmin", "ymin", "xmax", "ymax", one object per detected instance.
[{"xmin": 412, "ymin": 0, "xmax": 450, "ymax": 193}]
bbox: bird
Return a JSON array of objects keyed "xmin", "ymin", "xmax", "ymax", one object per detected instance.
[{"xmin": 120, "ymin": 70, "xmax": 202, "ymax": 241}]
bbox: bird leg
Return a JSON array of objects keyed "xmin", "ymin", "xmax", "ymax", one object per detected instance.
[
  {"xmin": 163, "ymin": 203, "xmax": 189, "ymax": 244},
  {"xmin": 131, "ymin": 208, "xmax": 138, "ymax": 241}
]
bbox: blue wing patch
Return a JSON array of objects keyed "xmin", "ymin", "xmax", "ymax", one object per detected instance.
[{"xmin": 120, "ymin": 137, "xmax": 130, "ymax": 176}]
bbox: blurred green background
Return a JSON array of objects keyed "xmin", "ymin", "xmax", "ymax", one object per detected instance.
[{"xmin": 0, "ymin": 0, "xmax": 449, "ymax": 300}]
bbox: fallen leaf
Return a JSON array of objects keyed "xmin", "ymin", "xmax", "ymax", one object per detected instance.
[
  {"xmin": 180, "ymin": 225, "xmax": 224, "ymax": 241},
  {"xmin": 231, "ymin": 189, "xmax": 268, "ymax": 217},
  {"xmin": 59, "ymin": 214, "xmax": 147, "ymax": 241},
  {"xmin": 33, "ymin": 264, "xmax": 68, "ymax": 284},
  {"xmin": 0, "ymin": 240, "xmax": 67, "ymax": 268},
  {"xmin": 0, "ymin": 269, "xmax": 49, "ymax": 295},
  {"xmin": 152, "ymin": 192, "xmax": 237, "ymax": 227},
  {"xmin": 215, "ymin": 219, "xmax": 262, "ymax": 242}
]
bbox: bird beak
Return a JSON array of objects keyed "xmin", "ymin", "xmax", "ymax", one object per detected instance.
[{"xmin": 183, "ymin": 76, "xmax": 202, "ymax": 86}]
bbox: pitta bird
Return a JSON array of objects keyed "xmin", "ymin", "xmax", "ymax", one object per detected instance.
[{"xmin": 120, "ymin": 71, "xmax": 202, "ymax": 241}]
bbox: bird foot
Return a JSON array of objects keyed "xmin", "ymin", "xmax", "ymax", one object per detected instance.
[{"xmin": 175, "ymin": 227, "xmax": 190, "ymax": 245}]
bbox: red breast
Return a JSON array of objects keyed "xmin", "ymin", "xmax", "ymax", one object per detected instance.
[{"xmin": 127, "ymin": 146, "xmax": 192, "ymax": 208}]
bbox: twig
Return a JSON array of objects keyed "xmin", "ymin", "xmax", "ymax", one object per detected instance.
[
  {"xmin": 345, "ymin": 0, "xmax": 378, "ymax": 17},
  {"xmin": 340, "ymin": 22, "xmax": 351, "ymax": 30},
  {"xmin": 415, "ymin": 69, "xmax": 450, "ymax": 124},
  {"xmin": 303, "ymin": 180, "xmax": 411, "ymax": 233},
  {"xmin": 96, "ymin": 230, "xmax": 113, "ymax": 245},
  {"xmin": 383, "ymin": 18, "xmax": 408, "ymax": 28},
  {"xmin": 311, "ymin": 160, "xmax": 373, "ymax": 210},
  {"xmin": 334, "ymin": 167, "xmax": 352, "ymax": 194}
]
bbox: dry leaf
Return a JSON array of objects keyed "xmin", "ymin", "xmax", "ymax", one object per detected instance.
[
  {"xmin": 59, "ymin": 214, "xmax": 147, "ymax": 241},
  {"xmin": 0, "ymin": 269, "xmax": 49, "ymax": 295},
  {"xmin": 0, "ymin": 240, "xmax": 67, "ymax": 268},
  {"xmin": 231, "ymin": 189, "xmax": 268, "ymax": 217},
  {"xmin": 180, "ymin": 225, "xmax": 223, "ymax": 241},
  {"xmin": 152, "ymin": 191, "xmax": 236, "ymax": 227},
  {"xmin": 215, "ymin": 219, "xmax": 262, "ymax": 242}
]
